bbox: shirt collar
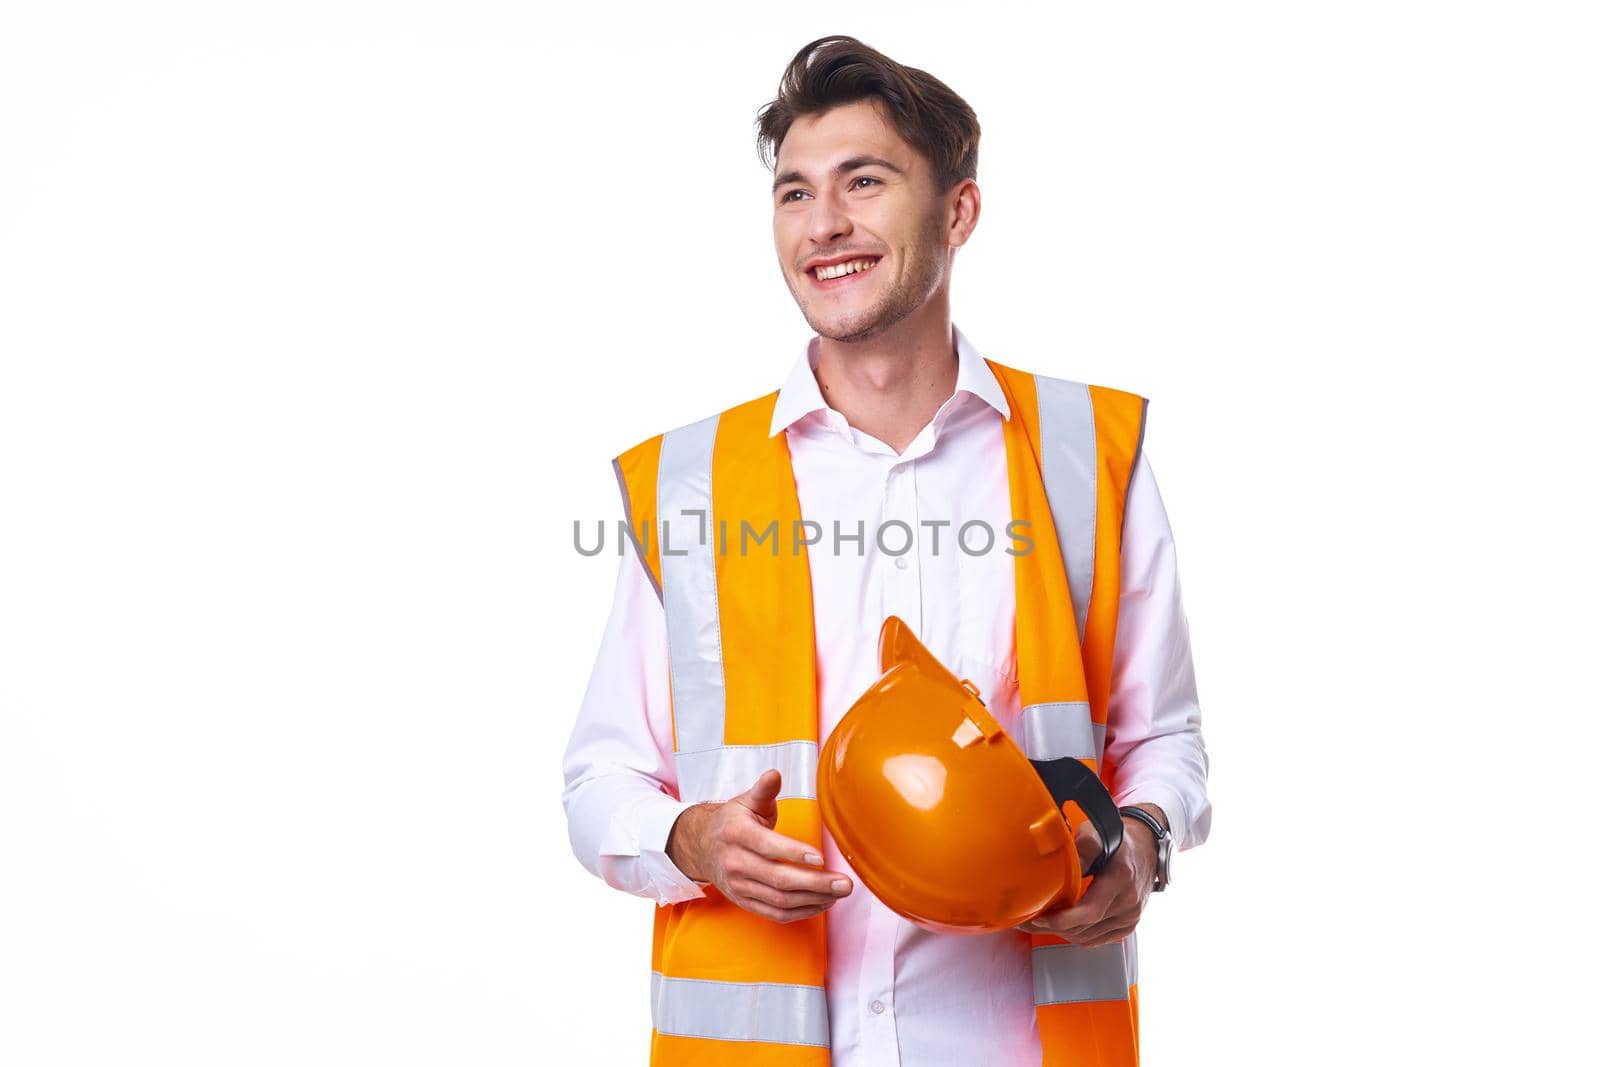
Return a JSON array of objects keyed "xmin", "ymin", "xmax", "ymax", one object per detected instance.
[{"xmin": 767, "ymin": 322, "xmax": 1011, "ymax": 438}]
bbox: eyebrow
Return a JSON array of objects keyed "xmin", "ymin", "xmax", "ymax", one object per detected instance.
[{"xmin": 772, "ymin": 154, "xmax": 905, "ymax": 194}]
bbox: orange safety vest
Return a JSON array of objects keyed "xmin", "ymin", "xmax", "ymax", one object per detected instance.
[{"xmin": 612, "ymin": 358, "xmax": 1148, "ymax": 1066}]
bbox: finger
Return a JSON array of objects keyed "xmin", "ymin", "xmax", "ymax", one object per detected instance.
[
  {"xmin": 1073, "ymin": 821, "xmax": 1103, "ymax": 870},
  {"xmin": 735, "ymin": 768, "xmax": 783, "ymax": 825},
  {"xmin": 1067, "ymin": 916, "xmax": 1135, "ymax": 948},
  {"xmin": 1037, "ymin": 879, "xmax": 1117, "ymax": 933},
  {"xmin": 723, "ymin": 838, "xmax": 851, "ymax": 895},
  {"xmin": 748, "ymin": 850, "xmax": 853, "ymax": 894},
  {"xmin": 736, "ymin": 895, "xmax": 832, "ymax": 925},
  {"xmin": 736, "ymin": 851, "xmax": 853, "ymax": 898},
  {"xmin": 1030, "ymin": 912, "xmax": 1080, "ymax": 936},
  {"xmin": 728, "ymin": 876, "xmax": 842, "ymax": 912},
  {"xmin": 1022, "ymin": 904, "xmax": 1128, "ymax": 941},
  {"xmin": 737, "ymin": 821, "xmax": 834, "ymax": 871},
  {"xmin": 1018, "ymin": 909, "xmax": 1071, "ymax": 936},
  {"xmin": 1058, "ymin": 877, "xmax": 1142, "ymax": 937}
]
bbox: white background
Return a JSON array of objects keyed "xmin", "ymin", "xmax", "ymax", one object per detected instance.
[{"xmin": 2, "ymin": 2, "xmax": 1596, "ymax": 1064}]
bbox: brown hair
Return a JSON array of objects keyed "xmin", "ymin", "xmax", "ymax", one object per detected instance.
[{"xmin": 755, "ymin": 36, "xmax": 980, "ymax": 195}]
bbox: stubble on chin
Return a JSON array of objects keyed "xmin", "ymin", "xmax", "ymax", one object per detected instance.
[
  {"xmin": 813, "ymin": 305, "xmax": 886, "ymax": 343},
  {"xmin": 798, "ymin": 271, "xmax": 906, "ymax": 344}
]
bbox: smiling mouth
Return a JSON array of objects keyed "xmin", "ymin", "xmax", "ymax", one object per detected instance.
[{"xmin": 809, "ymin": 256, "xmax": 882, "ymax": 285}]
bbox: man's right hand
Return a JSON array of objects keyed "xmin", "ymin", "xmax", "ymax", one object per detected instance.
[{"xmin": 665, "ymin": 768, "xmax": 853, "ymax": 924}]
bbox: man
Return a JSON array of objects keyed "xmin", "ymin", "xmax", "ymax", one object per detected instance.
[{"xmin": 561, "ymin": 34, "xmax": 1211, "ymax": 1066}]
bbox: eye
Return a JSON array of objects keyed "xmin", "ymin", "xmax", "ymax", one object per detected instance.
[{"xmin": 778, "ymin": 176, "xmax": 882, "ymax": 205}]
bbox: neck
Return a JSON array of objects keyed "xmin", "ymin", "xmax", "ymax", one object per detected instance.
[{"xmin": 813, "ymin": 300, "xmax": 958, "ymax": 455}]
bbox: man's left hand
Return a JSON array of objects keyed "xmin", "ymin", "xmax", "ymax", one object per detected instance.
[{"xmin": 1016, "ymin": 804, "xmax": 1167, "ymax": 947}]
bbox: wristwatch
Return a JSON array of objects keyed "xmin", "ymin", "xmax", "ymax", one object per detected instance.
[{"xmin": 1117, "ymin": 806, "xmax": 1172, "ymax": 892}]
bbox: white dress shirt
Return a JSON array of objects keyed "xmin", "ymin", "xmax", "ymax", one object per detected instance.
[{"xmin": 562, "ymin": 323, "xmax": 1212, "ymax": 1067}]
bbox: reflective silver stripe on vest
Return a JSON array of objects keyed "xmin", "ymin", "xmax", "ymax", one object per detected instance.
[
  {"xmin": 1021, "ymin": 701, "xmax": 1104, "ymax": 763},
  {"xmin": 651, "ymin": 972, "xmax": 830, "ymax": 1047},
  {"xmin": 1034, "ymin": 376, "xmax": 1098, "ymax": 642},
  {"xmin": 1032, "ymin": 939, "xmax": 1135, "ymax": 1005},
  {"xmin": 657, "ymin": 413, "xmax": 725, "ymax": 753},
  {"xmin": 676, "ymin": 741, "xmax": 819, "ymax": 804}
]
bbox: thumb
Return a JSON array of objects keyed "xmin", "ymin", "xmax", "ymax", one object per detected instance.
[
  {"xmin": 1073, "ymin": 820, "xmax": 1103, "ymax": 871},
  {"xmin": 736, "ymin": 768, "xmax": 782, "ymax": 824}
]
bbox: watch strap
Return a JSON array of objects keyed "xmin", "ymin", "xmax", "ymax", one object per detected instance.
[{"xmin": 1117, "ymin": 805, "xmax": 1170, "ymax": 891}]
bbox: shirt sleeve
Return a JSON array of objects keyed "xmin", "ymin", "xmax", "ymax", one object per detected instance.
[
  {"xmin": 1103, "ymin": 449, "xmax": 1214, "ymax": 853},
  {"xmin": 560, "ymin": 528, "xmax": 709, "ymax": 905}
]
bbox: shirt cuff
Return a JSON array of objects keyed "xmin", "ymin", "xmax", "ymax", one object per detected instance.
[
  {"xmin": 1113, "ymin": 780, "xmax": 1192, "ymax": 854},
  {"xmin": 633, "ymin": 795, "xmax": 709, "ymax": 905}
]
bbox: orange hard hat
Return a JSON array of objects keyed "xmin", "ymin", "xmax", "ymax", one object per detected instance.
[{"xmin": 817, "ymin": 615, "xmax": 1124, "ymax": 935}]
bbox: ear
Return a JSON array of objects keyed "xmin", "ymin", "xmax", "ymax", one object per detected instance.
[{"xmin": 946, "ymin": 178, "xmax": 980, "ymax": 249}]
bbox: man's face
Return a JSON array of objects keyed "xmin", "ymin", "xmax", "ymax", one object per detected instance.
[{"xmin": 772, "ymin": 99, "xmax": 954, "ymax": 343}]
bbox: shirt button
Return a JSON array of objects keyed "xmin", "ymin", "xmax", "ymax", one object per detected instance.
[
  {"xmin": 895, "ymin": 556, "xmax": 908, "ymax": 570},
  {"xmin": 870, "ymin": 1000, "xmax": 885, "ymax": 1015}
]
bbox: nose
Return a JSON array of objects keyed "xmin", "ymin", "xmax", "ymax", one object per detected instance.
[{"xmin": 806, "ymin": 186, "xmax": 852, "ymax": 247}]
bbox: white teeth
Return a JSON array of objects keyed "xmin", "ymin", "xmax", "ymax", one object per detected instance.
[{"xmin": 815, "ymin": 257, "xmax": 878, "ymax": 280}]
